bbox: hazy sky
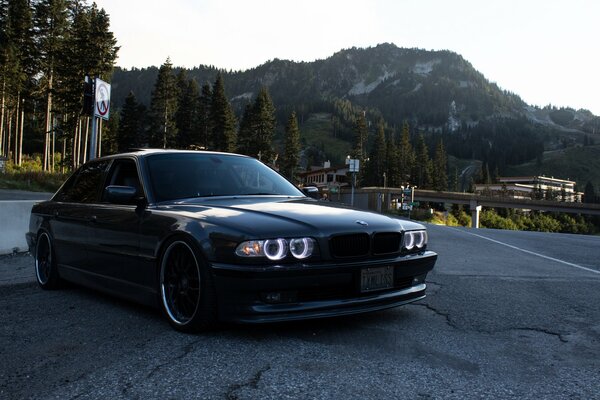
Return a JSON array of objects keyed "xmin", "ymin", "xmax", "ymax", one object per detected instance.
[{"xmin": 94, "ymin": 0, "xmax": 600, "ymax": 115}]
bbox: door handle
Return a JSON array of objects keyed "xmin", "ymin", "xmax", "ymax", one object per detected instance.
[{"xmin": 90, "ymin": 215, "xmax": 97, "ymax": 223}]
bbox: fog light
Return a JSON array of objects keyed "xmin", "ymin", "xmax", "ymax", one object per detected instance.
[{"xmin": 412, "ymin": 274, "xmax": 427, "ymax": 284}]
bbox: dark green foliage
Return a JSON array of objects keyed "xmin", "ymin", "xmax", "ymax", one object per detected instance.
[
  {"xmin": 584, "ymin": 181, "xmax": 597, "ymax": 204},
  {"xmin": 364, "ymin": 122, "xmax": 387, "ymax": 186},
  {"xmin": 352, "ymin": 111, "xmax": 368, "ymax": 160},
  {"xmin": 175, "ymin": 70, "xmax": 199, "ymax": 148},
  {"xmin": 237, "ymin": 87, "xmax": 276, "ymax": 162},
  {"xmin": 149, "ymin": 58, "xmax": 178, "ymax": 148},
  {"xmin": 280, "ymin": 112, "xmax": 301, "ymax": 183},
  {"xmin": 116, "ymin": 92, "xmax": 145, "ymax": 152},
  {"xmin": 412, "ymin": 134, "xmax": 430, "ymax": 189},
  {"xmin": 196, "ymin": 83, "xmax": 212, "ymax": 149},
  {"xmin": 397, "ymin": 121, "xmax": 415, "ymax": 185},
  {"xmin": 432, "ymin": 139, "xmax": 448, "ymax": 191},
  {"xmin": 1, "ymin": 0, "xmax": 118, "ymax": 170},
  {"xmin": 209, "ymin": 73, "xmax": 237, "ymax": 152}
]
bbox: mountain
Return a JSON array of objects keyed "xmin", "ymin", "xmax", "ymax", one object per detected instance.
[{"xmin": 110, "ymin": 43, "xmax": 600, "ymax": 187}]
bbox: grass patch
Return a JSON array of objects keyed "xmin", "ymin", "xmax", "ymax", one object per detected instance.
[
  {"xmin": 0, "ymin": 171, "xmax": 67, "ymax": 192},
  {"xmin": 506, "ymin": 144, "xmax": 600, "ymax": 189},
  {"xmin": 300, "ymin": 113, "xmax": 352, "ymax": 165}
]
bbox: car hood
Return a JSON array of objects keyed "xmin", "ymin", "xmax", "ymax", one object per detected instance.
[{"xmin": 156, "ymin": 197, "xmax": 425, "ymax": 237}]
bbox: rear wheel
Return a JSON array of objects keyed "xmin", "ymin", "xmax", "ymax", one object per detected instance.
[
  {"xmin": 35, "ymin": 231, "xmax": 61, "ymax": 289},
  {"xmin": 159, "ymin": 239, "xmax": 217, "ymax": 332}
]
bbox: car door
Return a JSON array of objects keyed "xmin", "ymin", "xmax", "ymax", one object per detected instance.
[
  {"xmin": 85, "ymin": 158, "xmax": 152, "ymax": 289},
  {"xmin": 50, "ymin": 159, "xmax": 109, "ymax": 271}
]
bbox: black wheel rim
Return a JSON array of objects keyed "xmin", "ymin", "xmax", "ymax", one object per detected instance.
[
  {"xmin": 160, "ymin": 241, "xmax": 201, "ymax": 325},
  {"xmin": 35, "ymin": 233, "xmax": 52, "ymax": 285}
]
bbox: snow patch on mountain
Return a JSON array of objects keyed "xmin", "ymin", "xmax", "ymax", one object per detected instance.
[
  {"xmin": 411, "ymin": 59, "xmax": 441, "ymax": 75},
  {"xmin": 348, "ymin": 70, "xmax": 393, "ymax": 95},
  {"xmin": 231, "ymin": 92, "xmax": 253, "ymax": 101},
  {"xmin": 411, "ymin": 83, "xmax": 423, "ymax": 93}
]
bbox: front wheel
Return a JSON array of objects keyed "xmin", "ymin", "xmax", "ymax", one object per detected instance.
[
  {"xmin": 159, "ymin": 239, "xmax": 217, "ymax": 332},
  {"xmin": 35, "ymin": 231, "xmax": 61, "ymax": 289}
]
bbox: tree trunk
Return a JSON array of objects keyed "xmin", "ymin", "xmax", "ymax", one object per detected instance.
[
  {"xmin": 14, "ymin": 93, "xmax": 20, "ymax": 164},
  {"xmin": 51, "ymin": 115, "xmax": 56, "ymax": 171},
  {"xmin": 19, "ymin": 101, "xmax": 25, "ymax": 166},
  {"xmin": 62, "ymin": 137, "xmax": 66, "ymax": 173},
  {"xmin": 7, "ymin": 112, "xmax": 12, "ymax": 162},
  {"xmin": 44, "ymin": 72, "xmax": 54, "ymax": 171},
  {"xmin": 73, "ymin": 120, "xmax": 80, "ymax": 169},
  {"xmin": 83, "ymin": 117, "xmax": 89, "ymax": 164},
  {"xmin": 0, "ymin": 79, "xmax": 6, "ymax": 157}
]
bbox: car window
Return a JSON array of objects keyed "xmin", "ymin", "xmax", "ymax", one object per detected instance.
[
  {"xmin": 146, "ymin": 153, "xmax": 303, "ymax": 202},
  {"xmin": 54, "ymin": 160, "xmax": 110, "ymax": 203},
  {"xmin": 102, "ymin": 159, "xmax": 142, "ymax": 204}
]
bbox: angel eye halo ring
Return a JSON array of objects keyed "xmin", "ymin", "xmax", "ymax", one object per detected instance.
[{"xmin": 235, "ymin": 237, "xmax": 316, "ymax": 260}]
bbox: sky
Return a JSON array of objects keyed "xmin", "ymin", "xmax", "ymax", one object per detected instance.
[{"xmin": 94, "ymin": 0, "xmax": 600, "ymax": 115}]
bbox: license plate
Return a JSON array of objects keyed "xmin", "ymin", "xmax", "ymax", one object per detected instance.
[{"xmin": 360, "ymin": 266, "xmax": 394, "ymax": 292}]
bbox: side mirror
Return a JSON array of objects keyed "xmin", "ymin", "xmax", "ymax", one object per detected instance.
[
  {"xmin": 105, "ymin": 185, "xmax": 138, "ymax": 204},
  {"xmin": 302, "ymin": 186, "xmax": 321, "ymax": 199}
]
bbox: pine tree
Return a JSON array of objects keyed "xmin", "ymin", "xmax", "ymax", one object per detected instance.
[
  {"xmin": 196, "ymin": 83, "xmax": 212, "ymax": 149},
  {"xmin": 433, "ymin": 139, "xmax": 448, "ymax": 191},
  {"xmin": 249, "ymin": 87, "xmax": 277, "ymax": 162},
  {"xmin": 397, "ymin": 121, "xmax": 415, "ymax": 185},
  {"xmin": 209, "ymin": 73, "xmax": 237, "ymax": 152},
  {"xmin": 280, "ymin": 111, "xmax": 301, "ymax": 183},
  {"xmin": 149, "ymin": 58, "xmax": 178, "ymax": 148},
  {"xmin": 175, "ymin": 71, "xmax": 199, "ymax": 148},
  {"xmin": 413, "ymin": 133, "xmax": 432, "ymax": 189},
  {"xmin": 35, "ymin": 0, "xmax": 70, "ymax": 170},
  {"xmin": 237, "ymin": 103, "xmax": 253, "ymax": 155},
  {"xmin": 1, "ymin": 0, "xmax": 36, "ymax": 163},
  {"xmin": 352, "ymin": 111, "xmax": 368, "ymax": 160},
  {"xmin": 364, "ymin": 122, "xmax": 387, "ymax": 186},
  {"xmin": 386, "ymin": 130, "xmax": 401, "ymax": 188},
  {"xmin": 116, "ymin": 92, "xmax": 144, "ymax": 152}
]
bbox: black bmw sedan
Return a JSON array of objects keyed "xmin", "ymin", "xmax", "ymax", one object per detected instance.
[{"xmin": 27, "ymin": 150, "xmax": 437, "ymax": 332}]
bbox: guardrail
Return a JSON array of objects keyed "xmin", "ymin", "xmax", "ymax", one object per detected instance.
[
  {"xmin": 0, "ymin": 201, "xmax": 37, "ymax": 254},
  {"xmin": 335, "ymin": 187, "xmax": 600, "ymax": 228}
]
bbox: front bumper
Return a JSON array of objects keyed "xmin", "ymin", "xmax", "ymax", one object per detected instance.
[{"xmin": 210, "ymin": 250, "xmax": 437, "ymax": 323}]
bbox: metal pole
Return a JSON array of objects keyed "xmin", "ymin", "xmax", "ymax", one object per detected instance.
[
  {"xmin": 351, "ymin": 172, "xmax": 355, "ymax": 207},
  {"xmin": 89, "ymin": 116, "xmax": 98, "ymax": 161}
]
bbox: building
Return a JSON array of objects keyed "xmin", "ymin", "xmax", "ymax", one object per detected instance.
[
  {"xmin": 474, "ymin": 176, "xmax": 583, "ymax": 202},
  {"xmin": 298, "ymin": 161, "xmax": 349, "ymax": 192}
]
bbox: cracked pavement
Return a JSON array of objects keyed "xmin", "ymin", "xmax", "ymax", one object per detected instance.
[{"xmin": 1, "ymin": 224, "xmax": 599, "ymax": 399}]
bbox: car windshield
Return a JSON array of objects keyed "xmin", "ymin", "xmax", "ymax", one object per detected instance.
[{"xmin": 146, "ymin": 153, "xmax": 304, "ymax": 202}]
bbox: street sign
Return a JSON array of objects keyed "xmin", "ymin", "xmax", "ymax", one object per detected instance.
[
  {"xmin": 348, "ymin": 159, "xmax": 360, "ymax": 172},
  {"xmin": 411, "ymin": 201, "xmax": 420, "ymax": 207},
  {"xmin": 94, "ymin": 78, "xmax": 111, "ymax": 120}
]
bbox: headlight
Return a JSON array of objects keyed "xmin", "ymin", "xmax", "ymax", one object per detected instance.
[
  {"xmin": 235, "ymin": 237, "xmax": 316, "ymax": 260},
  {"xmin": 264, "ymin": 239, "xmax": 287, "ymax": 260},
  {"xmin": 403, "ymin": 230, "xmax": 427, "ymax": 251},
  {"xmin": 289, "ymin": 238, "xmax": 315, "ymax": 259},
  {"xmin": 235, "ymin": 240, "xmax": 264, "ymax": 257}
]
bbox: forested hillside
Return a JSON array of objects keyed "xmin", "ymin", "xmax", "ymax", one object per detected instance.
[{"xmin": 110, "ymin": 44, "xmax": 600, "ymax": 187}]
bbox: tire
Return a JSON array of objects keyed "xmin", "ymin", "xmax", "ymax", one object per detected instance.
[
  {"xmin": 159, "ymin": 238, "xmax": 217, "ymax": 332},
  {"xmin": 35, "ymin": 231, "xmax": 61, "ymax": 290}
]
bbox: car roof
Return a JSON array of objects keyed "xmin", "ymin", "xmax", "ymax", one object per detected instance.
[{"xmin": 95, "ymin": 149, "xmax": 252, "ymax": 162}]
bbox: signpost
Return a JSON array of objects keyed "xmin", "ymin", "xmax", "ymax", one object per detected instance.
[
  {"xmin": 87, "ymin": 77, "xmax": 111, "ymax": 161},
  {"xmin": 347, "ymin": 158, "xmax": 360, "ymax": 206}
]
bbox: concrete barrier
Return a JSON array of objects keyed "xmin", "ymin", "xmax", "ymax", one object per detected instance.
[{"xmin": 0, "ymin": 201, "xmax": 38, "ymax": 255}]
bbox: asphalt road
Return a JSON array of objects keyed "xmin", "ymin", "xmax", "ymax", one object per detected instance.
[
  {"xmin": 1, "ymin": 225, "xmax": 599, "ymax": 399},
  {"xmin": 0, "ymin": 189, "xmax": 53, "ymax": 200}
]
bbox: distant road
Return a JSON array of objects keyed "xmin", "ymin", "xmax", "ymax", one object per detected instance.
[
  {"xmin": 0, "ymin": 189, "xmax": 52, "ymax": 200},
  {"xmin": 1, "ymin": 225, "xmax": 599, "ymax": 399}
]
